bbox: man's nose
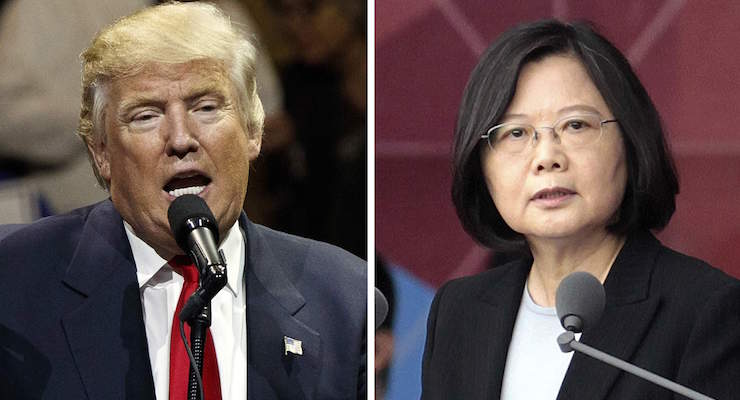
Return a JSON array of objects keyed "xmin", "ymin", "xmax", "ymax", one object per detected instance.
[{"xmin": 165, "ymin": 109, "xmax": 199, "ymax": 158}]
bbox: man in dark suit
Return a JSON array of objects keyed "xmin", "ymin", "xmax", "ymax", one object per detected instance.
[{"xmin": 0, "ymin": 3, "xmax": 366, "ymax": 399}]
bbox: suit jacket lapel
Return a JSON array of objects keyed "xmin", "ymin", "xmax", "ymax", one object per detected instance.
[
  {"xmin": 476, "ymin": 260, "xmax": 530, "ymax": 400},
  {"xmin": 60, "ymin": 201, "xmax": 155, "ymax": 400},
  {"xmin": 241, "ymin": 215, "xmax": 320, "ymax": 400},
  {"xmin": 558, "ymin": 231, "xmax": 662, "ymax": 400}
]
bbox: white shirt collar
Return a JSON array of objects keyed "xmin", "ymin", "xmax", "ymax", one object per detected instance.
[{"xmin": 125, "ymin": 219, "xmax": 245, "ymax": 297}]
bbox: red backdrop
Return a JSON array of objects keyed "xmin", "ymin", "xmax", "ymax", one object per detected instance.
[{"xmin": 376, "ymin": 0, "xmax": 740, "ymax": 287}]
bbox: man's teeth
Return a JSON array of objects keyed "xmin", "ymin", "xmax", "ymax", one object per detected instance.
[{"xmin": 168, "ymin": 186, "xmax": 206, "ymax": 197}]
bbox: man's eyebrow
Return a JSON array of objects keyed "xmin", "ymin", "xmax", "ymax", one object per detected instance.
[
  {"xmin": 184, "ymin": 85, "xmax": 228, "ymax": 103},
  {"xmin": 117, "ymin": 95, "xmax": 165, "ymax": 116},
  {"xmin": 116, "ymin": 83, "xmax": 229, "ymax": 114}
]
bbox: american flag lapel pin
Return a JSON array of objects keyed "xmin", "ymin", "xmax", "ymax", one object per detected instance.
[{"xmin": 284, "ymin": 336, "xmax": 303, "ymax": 356}]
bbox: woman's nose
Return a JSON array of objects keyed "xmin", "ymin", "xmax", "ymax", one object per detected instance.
[{"xmin": 531, "ymin": 128, "xmax": 566, "ymax": 173}]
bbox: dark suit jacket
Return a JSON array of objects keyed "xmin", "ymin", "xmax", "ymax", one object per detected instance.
[
  {"xmin": 421, "ymin": 230, "xmax": 740, "ymax": 399},
  {"xmin": 0, "ymin": 223, "xmax": 24, "ymax": 240},
  {"xmin": 0, "ymin": 200, "xmax": 366, "ymax": 399}
]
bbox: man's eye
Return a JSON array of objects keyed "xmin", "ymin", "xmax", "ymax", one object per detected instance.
[
  {"xmin": 131, "ymin": 111, "xmax": 159, "ymax": 123},
  {"xmin": 195, "ymin": 102, "xmax": 219, "ymax": 113},
  {"xmin": 134, "ymin": 113, "xmax": 156, "ymax": 121}
]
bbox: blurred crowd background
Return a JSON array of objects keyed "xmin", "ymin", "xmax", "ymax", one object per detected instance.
[{"xmin": 0, "ymin": 0, "xmax": 366, "ymax": 260}]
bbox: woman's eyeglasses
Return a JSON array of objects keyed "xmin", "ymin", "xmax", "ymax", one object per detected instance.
[{"xmin": 481, "ymin": 114, "xmax": 618, "ymax": 154}]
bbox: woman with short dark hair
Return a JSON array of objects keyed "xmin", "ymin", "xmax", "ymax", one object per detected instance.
[{"xmin": 421, "ymin": 19, "xmax": 740, "ymax": 399}]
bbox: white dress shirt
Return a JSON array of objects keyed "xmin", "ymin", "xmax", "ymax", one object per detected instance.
[
  {"xmin": 125, "ymin": 221, "xmax": 247, "ymax": 400},
  {"xmin": 500, "ymin": 281, "xmax": 579, "ymax": 400}
]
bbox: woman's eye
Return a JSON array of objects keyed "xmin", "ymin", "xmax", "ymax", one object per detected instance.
[
  {"xmin": 567, "ymin": 120, "xmax": 585, "ymax": 130},
  {"xmin": 562, "ymin": 117, "xmax": 597, "ymax": 132},
  {"xmin": 502, "ymin": 127, "xmax": 528, "ymax": 140}
]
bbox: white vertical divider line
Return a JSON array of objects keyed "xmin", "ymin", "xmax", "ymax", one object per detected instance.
[
  {"xmin": 367, "ymin": 0, "xmax": 376, "ymax": 397},
  {"xmin": 432, "ymin": 0, "xmax": 487, "ymax": 57},
  {"xmin": 627, "ymin": 0, "xmax": 688, "ymax": 65}
]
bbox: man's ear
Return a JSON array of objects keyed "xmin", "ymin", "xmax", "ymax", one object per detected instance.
[
  {"xmin": 246, "ymin": 131, "xmax": 262, "ymax": 160},
  {"xmin": 87, "ymin": 137, "xmax": 111, "ymax": 183}
]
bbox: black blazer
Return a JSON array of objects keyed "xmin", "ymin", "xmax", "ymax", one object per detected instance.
[
  {"xmin": 0, "ymin": 200, "xmax": 366, "ymax": 399},
  {"xmin": 421, "ymin": 230, "xmax": 740, "ymax": 399}
]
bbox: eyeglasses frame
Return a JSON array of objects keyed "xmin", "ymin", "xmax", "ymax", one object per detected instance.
[{"xmin": 480, "ymin": 115, "xmax": 619, "ymax": 153}]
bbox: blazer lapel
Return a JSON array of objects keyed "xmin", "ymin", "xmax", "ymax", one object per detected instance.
[
  {"xmin": 475, "ymin": 260, "xmax": 530, "ymax": 400},
  {"xmin": 60, "ymin": 201, "xmax": 155, "ymax": 400},
  {"xmin": 558, "ymin": 231, "xmax": 662, "ymax": 400},
  {"xmin": 241, "ymin": 216, "xmax": 320, "ymax": 400}
]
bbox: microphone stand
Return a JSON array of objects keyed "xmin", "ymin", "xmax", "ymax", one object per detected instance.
[
  {"xmin": 557, "ymin": 331, "xmax": 715, "ymax": 400},
  {"xmin": 186, "ymin": 304, "xmax": 212, "ymax": 400},
  {"xmin": 182, "ymin": 250, "xmax": 228, "ymax": 400}
]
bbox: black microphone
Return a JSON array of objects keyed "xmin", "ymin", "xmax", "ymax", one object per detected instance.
[
  {"xmin": 167, "ymin": 194, "xmax": 228, "ymax": 321},
  {"xmin": 375, "ymin": 288, "xmax": 389, "ymax": 330},
  {"xmin": 168, "ymin": 194, "xmax": 222, "ymax": 269},
  {"xmin": 555, "ymin": 271, "xmax": 715, "ymax": 400},
  {"xmin": 555, "ymin": 271, "xmax": 605, "ymax": 333}
]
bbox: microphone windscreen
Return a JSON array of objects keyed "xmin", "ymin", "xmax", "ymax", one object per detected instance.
[
  {"xmin": 555, "ymin": 271, "xmax": 605, "ymax": 332},
  {"xmin": 167, "ymin": 194, "xmax": 219, "ymax": 249},
  {"xmin": 375, "ymin": 287, "xmax": 389, "ymax": 330}
]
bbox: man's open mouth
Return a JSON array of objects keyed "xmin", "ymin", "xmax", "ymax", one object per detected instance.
[{"xmin": 163, "ymin": 174, "xmax": 211, "ymax": 197}]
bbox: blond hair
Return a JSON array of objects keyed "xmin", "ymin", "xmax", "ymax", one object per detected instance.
[{"xmin": 77, "ymin": 1, "xmax": 264, "ymax": 188}]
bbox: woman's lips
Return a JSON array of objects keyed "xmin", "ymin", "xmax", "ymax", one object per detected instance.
[{"xmin": 531, "ymin": 187, "xmax": 576, "ymax": 207}]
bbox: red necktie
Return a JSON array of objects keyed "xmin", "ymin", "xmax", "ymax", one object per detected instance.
[{"xmin": 169, "ymin": 256, "xmax": 222, "ymax": 400}]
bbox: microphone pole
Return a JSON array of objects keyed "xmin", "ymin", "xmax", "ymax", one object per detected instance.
[
  {"xmin": 555, "ymin": 272, "xmax": 716, "ymax": 400},
  {"xmin": 182, "ymin": 246, "xmax": 227, "ymax": 400},
  {"xmin": 557, "ymin": 331, "xmax": 714, "ymax": 400},
  {"xmin": 185, "ymin": 303, "xmax": 211, "ymax": 400}
]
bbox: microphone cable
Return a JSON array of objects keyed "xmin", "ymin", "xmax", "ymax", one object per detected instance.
[{"xmin": 179, "ymin": 320, "xmax": 205, "ymax": 400}]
